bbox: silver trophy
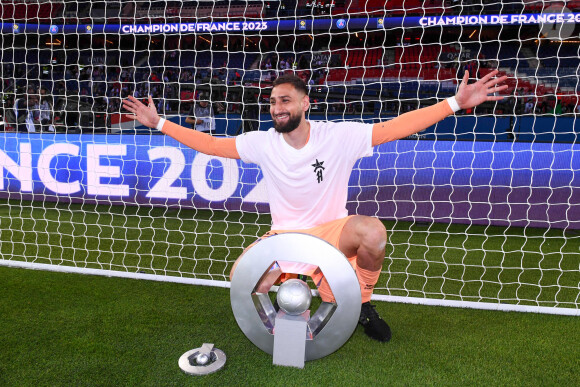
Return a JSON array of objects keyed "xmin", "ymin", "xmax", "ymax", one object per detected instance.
[{"xmin": 230, "ymin": 233, "xmax": 361, "ymax": 368}]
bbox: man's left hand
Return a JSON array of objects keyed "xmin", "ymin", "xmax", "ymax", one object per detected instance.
[{"xmin": 455, "ymin": 69, "xmax": 508, "ymax": 110}]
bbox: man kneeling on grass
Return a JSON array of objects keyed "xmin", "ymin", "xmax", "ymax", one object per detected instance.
[{"xmin": 123, "ymin": 71, "xmax": 506, "ymax": 342}]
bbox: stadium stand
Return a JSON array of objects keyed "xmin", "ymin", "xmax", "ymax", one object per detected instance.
[
  {"xmin": 0, "ymin": 0, "xmax": 578, "ymax": 134},
  {"xmin": 0, "ymin": 1, "xmax": 62, "ymax": 21}
]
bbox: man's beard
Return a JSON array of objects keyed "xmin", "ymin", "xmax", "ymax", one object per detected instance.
[{"xmin": 273, "ymin": 113, "xmax": 302, "ymax": 133}]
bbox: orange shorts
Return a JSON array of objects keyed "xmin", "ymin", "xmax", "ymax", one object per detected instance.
[
  {"xmin": 258, "ymin": 216, "xmax": 358, "ymax": 284},
  {"xmin": 236, "ymin": 217, "xmax": 358, "ymax": 302},
  {"xmin": 230, "ymin": 216, "xmax": 357, "ymax": 292},
  {"xmin": 262, "ymin": 215, "xmax": 354, "ymax": 251}
]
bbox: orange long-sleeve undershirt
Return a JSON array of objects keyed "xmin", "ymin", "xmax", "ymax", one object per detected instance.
[
  {"xmin": 160, "ymin": 99, "xmax": 453, "ymax": 157},
  {"xmin": 161, "ymin": 120, "xmax": 241, "ymax": 159},
  {"xmin": 371, "ymin": 99, "xmax": 453, "ymax": 146}
]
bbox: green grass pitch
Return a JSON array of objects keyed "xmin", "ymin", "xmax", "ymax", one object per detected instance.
[
  {"xmin": 1, "ymin": 267, "xmax": 579, "ymax": 385},
  {"xmin": 1, "ymin": 199, "xmax": 579, "ymax": 384}
]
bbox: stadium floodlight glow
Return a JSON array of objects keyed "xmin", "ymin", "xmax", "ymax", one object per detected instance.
[
  {"xmin": 539, "ymin": 5, "xmax": 575, "ymax": 40},
  {"xmin": 230, "ymin": 233, "xmax": 361, "ymax": 366}
]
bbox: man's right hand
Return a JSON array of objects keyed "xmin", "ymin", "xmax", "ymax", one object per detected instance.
[{"xmin": 122, "ymin": 95, "xmax": 160, "ymax": 129}]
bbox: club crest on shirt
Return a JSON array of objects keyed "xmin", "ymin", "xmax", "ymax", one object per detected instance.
[{"xmin": 312, "ymin": 159, "xmax": 325, "ymax": 183}]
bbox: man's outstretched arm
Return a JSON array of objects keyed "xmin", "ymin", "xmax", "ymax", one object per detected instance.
[
  {"xmin": 122, "ymin": 95, "xmax": 240, "ymax": 159},
  {"xmin": 372, "ymin": 70, "xmax": 508, "ymax": 146}
]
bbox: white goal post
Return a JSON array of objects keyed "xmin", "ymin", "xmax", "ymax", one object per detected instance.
[{"xmin": 0, "ymin": 1, "xmax": 578, "ymax": 316}]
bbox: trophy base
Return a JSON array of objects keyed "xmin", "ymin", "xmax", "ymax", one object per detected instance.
[{"xmin": 273, "ymin": 310, "xmax": 310, "ymax": 368}]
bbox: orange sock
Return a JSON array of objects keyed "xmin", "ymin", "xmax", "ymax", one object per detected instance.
[
  {"xmin": 318, "ymin": 256, "xmax": 377, "ymax": 303},
  {"xmin": 356, "ymin": 266, "xmax": 381, "ymax": 303},
  {"xmin": 317, "ymin": 276, "xmax": 336, "ymax": 303}
]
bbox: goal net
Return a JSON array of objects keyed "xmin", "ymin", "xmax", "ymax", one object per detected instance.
[{"xmin": 0, "ymin": 0, "xmax": 578, "ymax": 315}]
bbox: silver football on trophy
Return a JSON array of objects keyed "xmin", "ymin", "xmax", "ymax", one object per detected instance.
[{"xmin": 277, "ymin": 279, "xmax": 312, "ymax": 315}]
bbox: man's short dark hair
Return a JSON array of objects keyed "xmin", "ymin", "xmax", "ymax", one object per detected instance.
[{"xmin": 273, "ymin": 74, "xmax": 308, "ymax": 95}]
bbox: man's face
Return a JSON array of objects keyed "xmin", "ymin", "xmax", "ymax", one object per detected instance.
[{"xmin": 270, "ymin": 83, "xmax": 308, "ymax": 134}]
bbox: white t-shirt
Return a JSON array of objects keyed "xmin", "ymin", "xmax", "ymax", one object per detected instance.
[{"xmin": 236, "ymin": 120, "xmax": 373, "ymax": 230}]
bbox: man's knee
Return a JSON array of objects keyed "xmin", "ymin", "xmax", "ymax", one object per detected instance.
[
  {"xmin": 360, "ymin": 218, "xmax": 387, "ymax": 255},
  {"xmin": 340, "ymin": 216, "xmax": 387, "ymax": 258}
]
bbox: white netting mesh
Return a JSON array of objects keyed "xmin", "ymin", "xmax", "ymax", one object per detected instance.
[{"xmin": 0, "ymin": 1, "xmax": 578, "ymax": 313}]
